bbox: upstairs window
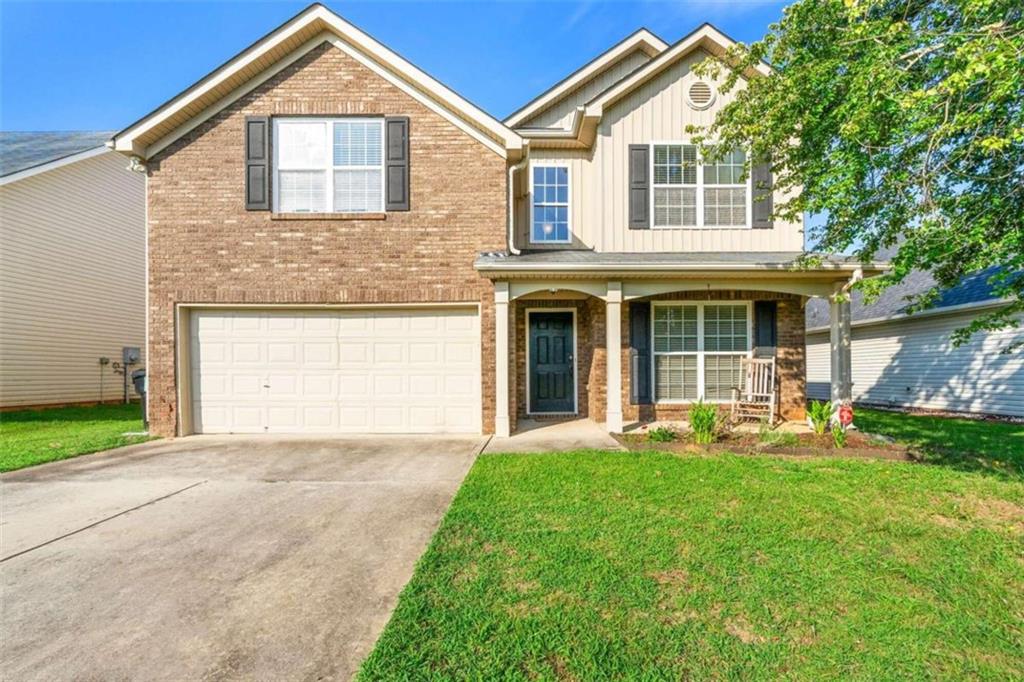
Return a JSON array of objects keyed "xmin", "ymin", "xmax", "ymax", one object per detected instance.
[
  {"xmin": 273, "ymin": 118, "xmax": 383, "ymax": 213},
  {"xmin": 531, "ymin": 165, "xmax": 570, "ymax": 243},
  {"xmin": 651, "ymin": 144, "xmax": 749, "ymax": 228}
]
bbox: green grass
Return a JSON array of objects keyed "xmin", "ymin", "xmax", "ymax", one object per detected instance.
[
  {"xmin": 0, "ymin": 403, "xmax": 153, "ymax": 472},
  {"xmin": 857, "ymin": 407, "xmax": 1024, "ymax": 478},
  {"xmin": 359, "ymin": 451, "xmax": 1024, "ymax": 681}
]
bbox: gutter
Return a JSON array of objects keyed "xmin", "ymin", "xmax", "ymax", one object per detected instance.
[
  {"xmin": 507, "ymin": 152, "xmax": 529, "ymax": 256},
  {"xmin": 475, "ymin": 261, "xmax": 888, "ymax": 274}
]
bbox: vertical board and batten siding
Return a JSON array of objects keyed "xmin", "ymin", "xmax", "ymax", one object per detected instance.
[
  {"xmin": 517, "ymin": 50, "xmax": 804, "ymax": 253},
  {"xmin": 806, "ymin": 310, "xmax": 1024, "ymax": 417},
  {"xmin": 0, "ymin": 151, "xmax": 146, "ymax": 407},
  {"xmin": 519, "ymin": 49, "xmax": 653, "ymax": 130}
]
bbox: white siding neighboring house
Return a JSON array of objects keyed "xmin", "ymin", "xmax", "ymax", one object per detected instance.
[
  {"xmin": 0, "ymin": 132, "xmax": 145, "ymax": 408},
  {"xmin": 806, "ymin": 263, "xmax": 1023, "ymax": 417}
]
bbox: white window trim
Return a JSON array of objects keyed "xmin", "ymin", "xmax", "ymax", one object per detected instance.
[
  {"xmin": 649, "ymin": 141, "xmax": 752, "ymax": 230},
  {"xmin": 272, "ymin": 117, "xmax": 385, "ymax": 214},
  {"xmin": 650, "ymin": 300, "xmax": 753, "ymax": 404},
  {"xmin": 529, "ymin": 161, "xmax": 572, "ymax": 244}
]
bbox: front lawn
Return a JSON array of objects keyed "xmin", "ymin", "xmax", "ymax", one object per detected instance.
[
  {"xmin": 360, "ymin": 451, "xmax": 1024, "ymax": 680},
  {"xmin": 857, "ymin": 407, "xmax": 1024, "ymax": 478},
  {"xmin": 0, "ymin": 403, "xmax": 152, "ymax": 473}
]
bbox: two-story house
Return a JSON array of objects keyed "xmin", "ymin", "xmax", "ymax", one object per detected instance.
[{"xmin": 110, "ymin": 4, "xmax": 880, "ymax": 438}]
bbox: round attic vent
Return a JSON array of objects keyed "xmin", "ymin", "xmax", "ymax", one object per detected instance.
[{"xmin": 687, "ymin": 81, "xmax": 715, "ymax": 110}]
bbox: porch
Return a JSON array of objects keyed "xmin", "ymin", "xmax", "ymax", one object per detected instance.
[{"xmin": 480, "ymin": 252, "xmax": 883, "ymax": 436}]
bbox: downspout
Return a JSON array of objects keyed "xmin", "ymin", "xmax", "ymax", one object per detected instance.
[{"xmin": 507, "ymin": 152, "xmax": 529, "ymax": 256}]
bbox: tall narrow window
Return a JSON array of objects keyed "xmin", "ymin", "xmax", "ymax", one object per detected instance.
[
  {"xmin": 274, "ymin": 118, "xmax": 384, "ymax": 213},
  {"xmin": 652, "ymin": 303, "xmax": 750, "ymax": 402},
  {"xmin": 531, "ymin": 165, "xmax": 570, "ymax": 243},
  {"xmin": 651, "ymin": 144, "xmax": 748, "ymax": 228}
]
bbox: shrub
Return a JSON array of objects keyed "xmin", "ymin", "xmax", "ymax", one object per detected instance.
[
  {"xmin": 758, "ymin": 420, "xmax": 799, "ymax": 448},
  {"xmin": 689, "ymin": 400, "xmax": 720, "ymax": 445},
  {"xmin": 808, "ymin": 400, "xmax": 833, "ymax": 435},
  {"xmin": 832, "ymin": 422, "xmax": 848, "ymax": 448},
  {"xmin": 647, "ymin": 426, "xmax": 678, "ymax": 443}
]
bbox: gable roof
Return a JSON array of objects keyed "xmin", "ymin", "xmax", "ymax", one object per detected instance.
[
  {"xmin": 503, "ymin": 28, "xmax": 667, "ymax": 128},
  {"xmin": 0, "ymin": 131, "xmax": 113, "ymax": 181},
  {"xmin": 109, "ymin": 3, "xmax": 522, "ymax": 160},
  {"xmin": 584, "ymin": 23, "xmax": 769, "ymax": 118}
]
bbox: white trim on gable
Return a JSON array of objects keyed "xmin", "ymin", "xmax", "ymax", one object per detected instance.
[
  {"xmin": 504, "ymin": 28, "xmax": 667, "ymax": 129},
  {"xmin": 0, "ymin": 146, "xmax": 109, "ymax": 187},
  {"xmin": 585, "ymin": 24, "xmax": 770, "ymax": 121},
  {"xmin": 111, "ymin": 4, "xmax": 522, "ymax": 159}
]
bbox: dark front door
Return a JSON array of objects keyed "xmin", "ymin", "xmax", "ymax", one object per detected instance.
[{"xmin": 529, "ymin": 312, "xmax": 575, "ymax": 413}]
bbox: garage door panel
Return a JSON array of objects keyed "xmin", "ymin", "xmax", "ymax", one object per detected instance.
[{"xmin": 190, "ymin": 308, "xmax": 480, "ymax": 434}]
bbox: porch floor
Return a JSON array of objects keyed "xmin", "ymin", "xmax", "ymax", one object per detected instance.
[{"xmin": 483, "ymin": 418, "xmax": 624, "ymax": 454}]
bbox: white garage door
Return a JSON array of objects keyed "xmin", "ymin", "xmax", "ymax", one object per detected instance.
[{"xmin": 189, "ymin": 308, "xmax": 481, "ymax": 434}]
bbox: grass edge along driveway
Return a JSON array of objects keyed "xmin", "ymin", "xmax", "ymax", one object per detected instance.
[
  {"xmin": 0, "ymin": 403, "xmax": 153, "ymax": 472},
  {"xmin": 359, "ymin": 449, "xmax": 1024, "ymax": 681}
]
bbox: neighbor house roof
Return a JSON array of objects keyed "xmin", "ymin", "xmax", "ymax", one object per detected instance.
[
  {"xmin": 806, "ymin": 255, "xmax": 1009, "ymax": 330},
  {"xmin": 0, "ymin": 131, "xmax": 112, "ymax": 179},
  {"xmin": 110, "ymin": 3, "xmax": 523, "ymax": 160}
]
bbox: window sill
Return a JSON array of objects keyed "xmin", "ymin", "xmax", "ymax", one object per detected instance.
[{"xmin": 270, "ymin": 212, "xmax": 387, "ymax": 221}]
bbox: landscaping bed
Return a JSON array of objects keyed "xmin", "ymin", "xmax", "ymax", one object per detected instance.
[{"xmin": 616, "ymin": 427, "xmax": 913, "ymax": 462}]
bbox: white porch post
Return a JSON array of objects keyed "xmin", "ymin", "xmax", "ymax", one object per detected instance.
[
  {"xmin": 829, "ymin": 287, "xmax": 853, "ymax": 405},
  {"xmin": 605, "ymin": 281, "xmax": 624, "ymax": 433},
  {"xmin": 494, "ymin": 281, "xmax": 511, "ymax": 437}
]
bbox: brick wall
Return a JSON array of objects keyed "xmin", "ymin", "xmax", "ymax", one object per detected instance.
[
  {"xmin": 509, "ymin": 289, "xmax": 806, "ymax": 427},
  {"xmin": 146, "ymin": 43, "xmax": 506, "ymax": 437},
  {"xmin": 620, "ymin": 291, "xmax": 807, "ymax": 423}
]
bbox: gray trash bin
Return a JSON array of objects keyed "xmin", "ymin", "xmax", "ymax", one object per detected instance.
[{"xmin": 132, "ymin": 369, "xmax": 148, "ymax": 430}]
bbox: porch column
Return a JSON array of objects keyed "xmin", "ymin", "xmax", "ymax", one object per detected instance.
[
  {"xmin": 494, "ymin": 281, "xmax": 511, "ymax": 437},
  {"xmin": 829, "ymin": 287, "xmax": 853, "ymax": 405},
  {"xmin": 606, "ymin": 281, "xmax": 623, "ymax": 433}
]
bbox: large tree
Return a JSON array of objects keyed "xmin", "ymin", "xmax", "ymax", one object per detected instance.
[{"xmin": 693, "ymin": 0, "xmax": 1023, "ymax": 345}]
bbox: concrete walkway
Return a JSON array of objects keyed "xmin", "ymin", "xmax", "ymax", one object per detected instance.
[
  {"xmin": 483, "ymin": 418, "xmax": 624, "ymax": 454},
  {"xmin": 1, "ymin": 434, "xmax": 484, "ymax": 681}
]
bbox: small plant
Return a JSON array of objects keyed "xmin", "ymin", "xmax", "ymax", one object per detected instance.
[
  {"xmin": 831, "ymin": 422, "xmax": 848, "ymax": 448},
  {"xmin": 647, "ymin": 426, "xmax": 678, "ymax": 443},
  {"xmin": 808, "ymin": 400, "xmax": 833, "ymax": 435},
  {"xmin": 689, "ymin": 400, "xmax": 720, "ymax": 445},
  {"xmin": 758, "ymin": 420, "xmax": 799, "ymax": 448}
]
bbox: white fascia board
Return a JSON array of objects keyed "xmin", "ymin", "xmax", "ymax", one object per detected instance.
[
  {"xmin": 0, "ymin": 146, "xmax": 109, "ymax": 186},
  {"xmin": 585, "ymin": 25, "xmax": 769, "ymax": 119},
  {"xmin": 805, "ymin": 298, "xmax": 1012, "ymax": 334},
  {"xmin": 505, "ymin": 29, "xmax": 668, "ymax": 128},
  {"xmin": 475, "ymin": 261, "xmax": 879, "ymax": 274},
  {"xmin": 114, "ymin": 5, "xmax": 521, "ymax": 158}
]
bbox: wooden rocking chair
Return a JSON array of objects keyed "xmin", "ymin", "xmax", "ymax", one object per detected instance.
[{"xmin": 730, "ymin": 357, "xmax": 778, "ymax": 424}]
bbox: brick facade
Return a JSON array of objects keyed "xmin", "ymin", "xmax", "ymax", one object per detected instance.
[
  {"xmin": 146, "ymin": 43, "xmax": 506, "ymax": 437},
  {"xmin": 512, "ymin": 290, "xmax": 807, "ymax": 427}
]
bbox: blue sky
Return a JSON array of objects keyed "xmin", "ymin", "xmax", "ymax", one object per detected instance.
[{"xmin": 0, "ymin": 0, "xmax": 788, "ymax": 132}]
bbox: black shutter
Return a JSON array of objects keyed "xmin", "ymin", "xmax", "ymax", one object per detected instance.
[
  {"xmin": 629, "ymin": 302, "xmax": 652, "ymax": 404},
  {"xmin": 754, "ymin": 301, "xmax": 777, "ymax": 357},
  {"xmin": 751, "ymin": 158, "xmax": 773, "ymax": 228},
  {"xmin": 628, "ymin": 144, "xmax": 650, "ymax": 229},
  {"xmin": 385, "ymin": 116, "xmax": 410, "ymax": 211},
  {"xmin": 245, "ymin": 116, "xmax": 270, "ymax": 211}
]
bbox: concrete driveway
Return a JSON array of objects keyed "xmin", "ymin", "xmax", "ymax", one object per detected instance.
[{"xmin": 1, "ymin": 434, "xmax": 485, "ymax": 681}]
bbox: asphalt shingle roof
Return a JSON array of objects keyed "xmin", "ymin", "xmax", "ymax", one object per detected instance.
[
  {"xmin": 806, "ymin": 246, "xmax": 1006, "ymax": 328},
  {"xmin": 0, "ymin": 131, "xmax": 113, "ymax": 178}
]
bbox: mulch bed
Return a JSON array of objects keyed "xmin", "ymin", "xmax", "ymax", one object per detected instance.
[{"xmin": 615, "ymin": 429, "xmax": 915, "ymax": 462}]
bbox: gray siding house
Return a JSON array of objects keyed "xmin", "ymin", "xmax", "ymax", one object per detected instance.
[{"xmin": 806, "ymin": 265, "xmax": 1023, "ymax": 417}]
